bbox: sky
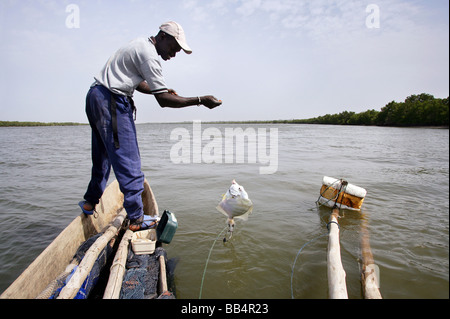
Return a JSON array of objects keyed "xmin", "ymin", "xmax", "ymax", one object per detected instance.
[{"xmin": 0, "ymin": 0, "xmax": 448, "ymax": 123}]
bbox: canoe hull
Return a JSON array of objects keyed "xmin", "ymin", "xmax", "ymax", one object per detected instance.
[{"xmin": 1, "ymin": 179, "xmax": 157, "ymax": 299}]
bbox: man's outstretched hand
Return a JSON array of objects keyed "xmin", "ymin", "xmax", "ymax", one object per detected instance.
[{"xmin": 201, "ymin": 96, "xmax": 222, "ymax": 109}]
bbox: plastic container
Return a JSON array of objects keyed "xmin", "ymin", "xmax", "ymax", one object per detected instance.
[
  {"xmin": 131, "ymin": 229, "xmax": 157, "ymax": 255},
  {"xmin": 156, "ymin": 210, "xmax": 178, "ymax": 244},
  {"xmin": 318, "ymin": 176, "xmax": 367, "ymax": 211}
]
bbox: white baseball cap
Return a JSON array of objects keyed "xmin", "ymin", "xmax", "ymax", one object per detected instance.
[{"xmin": 159, "ymin": 21, "xmax": 192, "ymax": 54}]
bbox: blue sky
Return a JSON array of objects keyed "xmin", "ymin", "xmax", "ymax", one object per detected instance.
[{"xmin": 0, "ymin": 0, "xmax": 448, "ymax": 123}]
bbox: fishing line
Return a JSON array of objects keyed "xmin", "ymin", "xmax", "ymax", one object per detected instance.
[
  {"xmin": 290, "ymin": 232, "xmax": 328, "ymax": 299},
  {"xmin": 292, "ymin": 190, "xmax": 351, "ymax": 299},
  {"xmin": 199, "ymin": 226, "xmax": 228, "ymax": 299}
]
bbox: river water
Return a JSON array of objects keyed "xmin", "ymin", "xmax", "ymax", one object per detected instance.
[{"xmin": 0, "ymin": 123, "xmax": 448, "ymax": 299}]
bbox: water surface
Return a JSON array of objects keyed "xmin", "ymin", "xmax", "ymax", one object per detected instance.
[{"xmin": 0, "ymin": 124, "xmax": 448, "ymax": 298}]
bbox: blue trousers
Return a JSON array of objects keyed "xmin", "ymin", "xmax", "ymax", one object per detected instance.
[{"xmin": 83, "ymin": 85, "xmax": 144, "ymax": 221}]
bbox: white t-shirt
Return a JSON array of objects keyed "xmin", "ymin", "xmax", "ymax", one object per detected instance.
[{"xmin": 93, "ymin": 37, "xmax": 168, "ymax": 96}]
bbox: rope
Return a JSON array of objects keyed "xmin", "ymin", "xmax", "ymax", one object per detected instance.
[
  {"xmin": 199, "ymin": 226, "xmax": 228, "ymax": 299},
  {"xmin": 315, "ymin": 179, "xmax": 348, "ymax": 210},
  {"xmin": 326, "ymin": 221, "xmax": 340, "ymax": 231},
  {"xmin": 290, "ymin": 232, "xmax": 328, "ymax": 299},
  {"xmin": 315, "ymin": 179, "xmax": 340, "ymax": 207}
]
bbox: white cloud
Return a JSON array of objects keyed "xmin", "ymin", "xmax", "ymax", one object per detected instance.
[{"xmin": 236, "ymin": 0, "xmax": 262, "ymax": 16}]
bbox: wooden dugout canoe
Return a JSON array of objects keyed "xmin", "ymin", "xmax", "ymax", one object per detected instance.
[{"xmin": 0, "ymin": 179, "xmax": 160, "ymax": 299}]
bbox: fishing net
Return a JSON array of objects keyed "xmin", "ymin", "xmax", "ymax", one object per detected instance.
[
  {"xmin": 37, "ymin": 232, "xmax": 176, "ymax": 299},
  {"xmin": 120, "ymin": 247, "xmax": 172, "ymax": 299},
  {"xmin": 36, "ymin": 233, "xmax": 114, "ymax": 299},
  {"xmin": 74, "ymin": 236, "xmax": 114, "ymax": 299}
]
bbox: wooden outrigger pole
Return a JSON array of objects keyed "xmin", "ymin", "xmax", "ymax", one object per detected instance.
[
  {"xmin": 103, "ymin": 229, "xmax": 134, "ymax": 299},
  {"xmin": 319, "ymin": 176, "xmax": 380, "ymax": 299},
  {"xmin": 327, "ymin": 207, "xmax": 348, "ymax": 299},
  {"xmin": 57, "ymin": 209, "xmax": 127, "ymax": 299},
  {"xmin": 360, "ymin": 214, "xmax": 382, "ymax": 299}
]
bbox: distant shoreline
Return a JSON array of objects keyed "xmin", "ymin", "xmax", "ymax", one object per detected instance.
[
  {"xmin": 0, "ymin": 121, "xmax": 86, "ymax": 127},
  {"xmin": 2, "ymin": 93, "xmax": 448, "ymax": 128},
  {"xmin": 1, "ymin": 120, "xmax": 448, "ymax": 129}
]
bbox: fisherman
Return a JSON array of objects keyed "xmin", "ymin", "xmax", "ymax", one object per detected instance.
[{"xmin": 79, "ymin": 21, "xmax": 222, "ymax": 231}]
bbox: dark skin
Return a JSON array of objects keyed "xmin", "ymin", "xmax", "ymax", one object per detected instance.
[
  {"xmin": 136, "ymin": 31, "xmax": 222, "ymax": 110},
  {"xmin": 82, "ymin": 31, "xmax": 222, "ymax": 212}
]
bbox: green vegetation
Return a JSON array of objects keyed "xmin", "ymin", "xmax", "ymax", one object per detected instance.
[
  {"xmin": 2, "ymin": 93, "xmax": 448, "ymax": 128},
  {"xmin": 291, "ymin": 93, "xmax": 449, "ymax": 127},
  {"xmin": 203, "ymin": 93, "xmax": 448, "ymax": 127},
  {"xmin": 0, "ymin": 121, "xmax": 84, "ymax": 127}
]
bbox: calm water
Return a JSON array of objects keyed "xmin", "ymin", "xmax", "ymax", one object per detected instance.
[{"xmin": 0, "ymin": 123, "xmax": 448, "ymax": 299}]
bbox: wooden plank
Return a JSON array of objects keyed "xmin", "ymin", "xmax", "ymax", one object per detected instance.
[{"xmin": 159, "ymin": 255, "xmax": 168, "ymax": 294}]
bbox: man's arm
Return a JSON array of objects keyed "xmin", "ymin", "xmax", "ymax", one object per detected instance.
[
  {"xmin": 155, "ymin": 92, "xmax": 222, "ymax": 109},
  {"xmin": 135, "ymin": 81, "xmax": 155, "ymax": 94},
  {"xmin": 136, "ymin": 81, "xmax": 179, "ymax": 96},
  {"xmin": 136, "ymin": 81, "xmax": 222, "ymax": 109}
]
